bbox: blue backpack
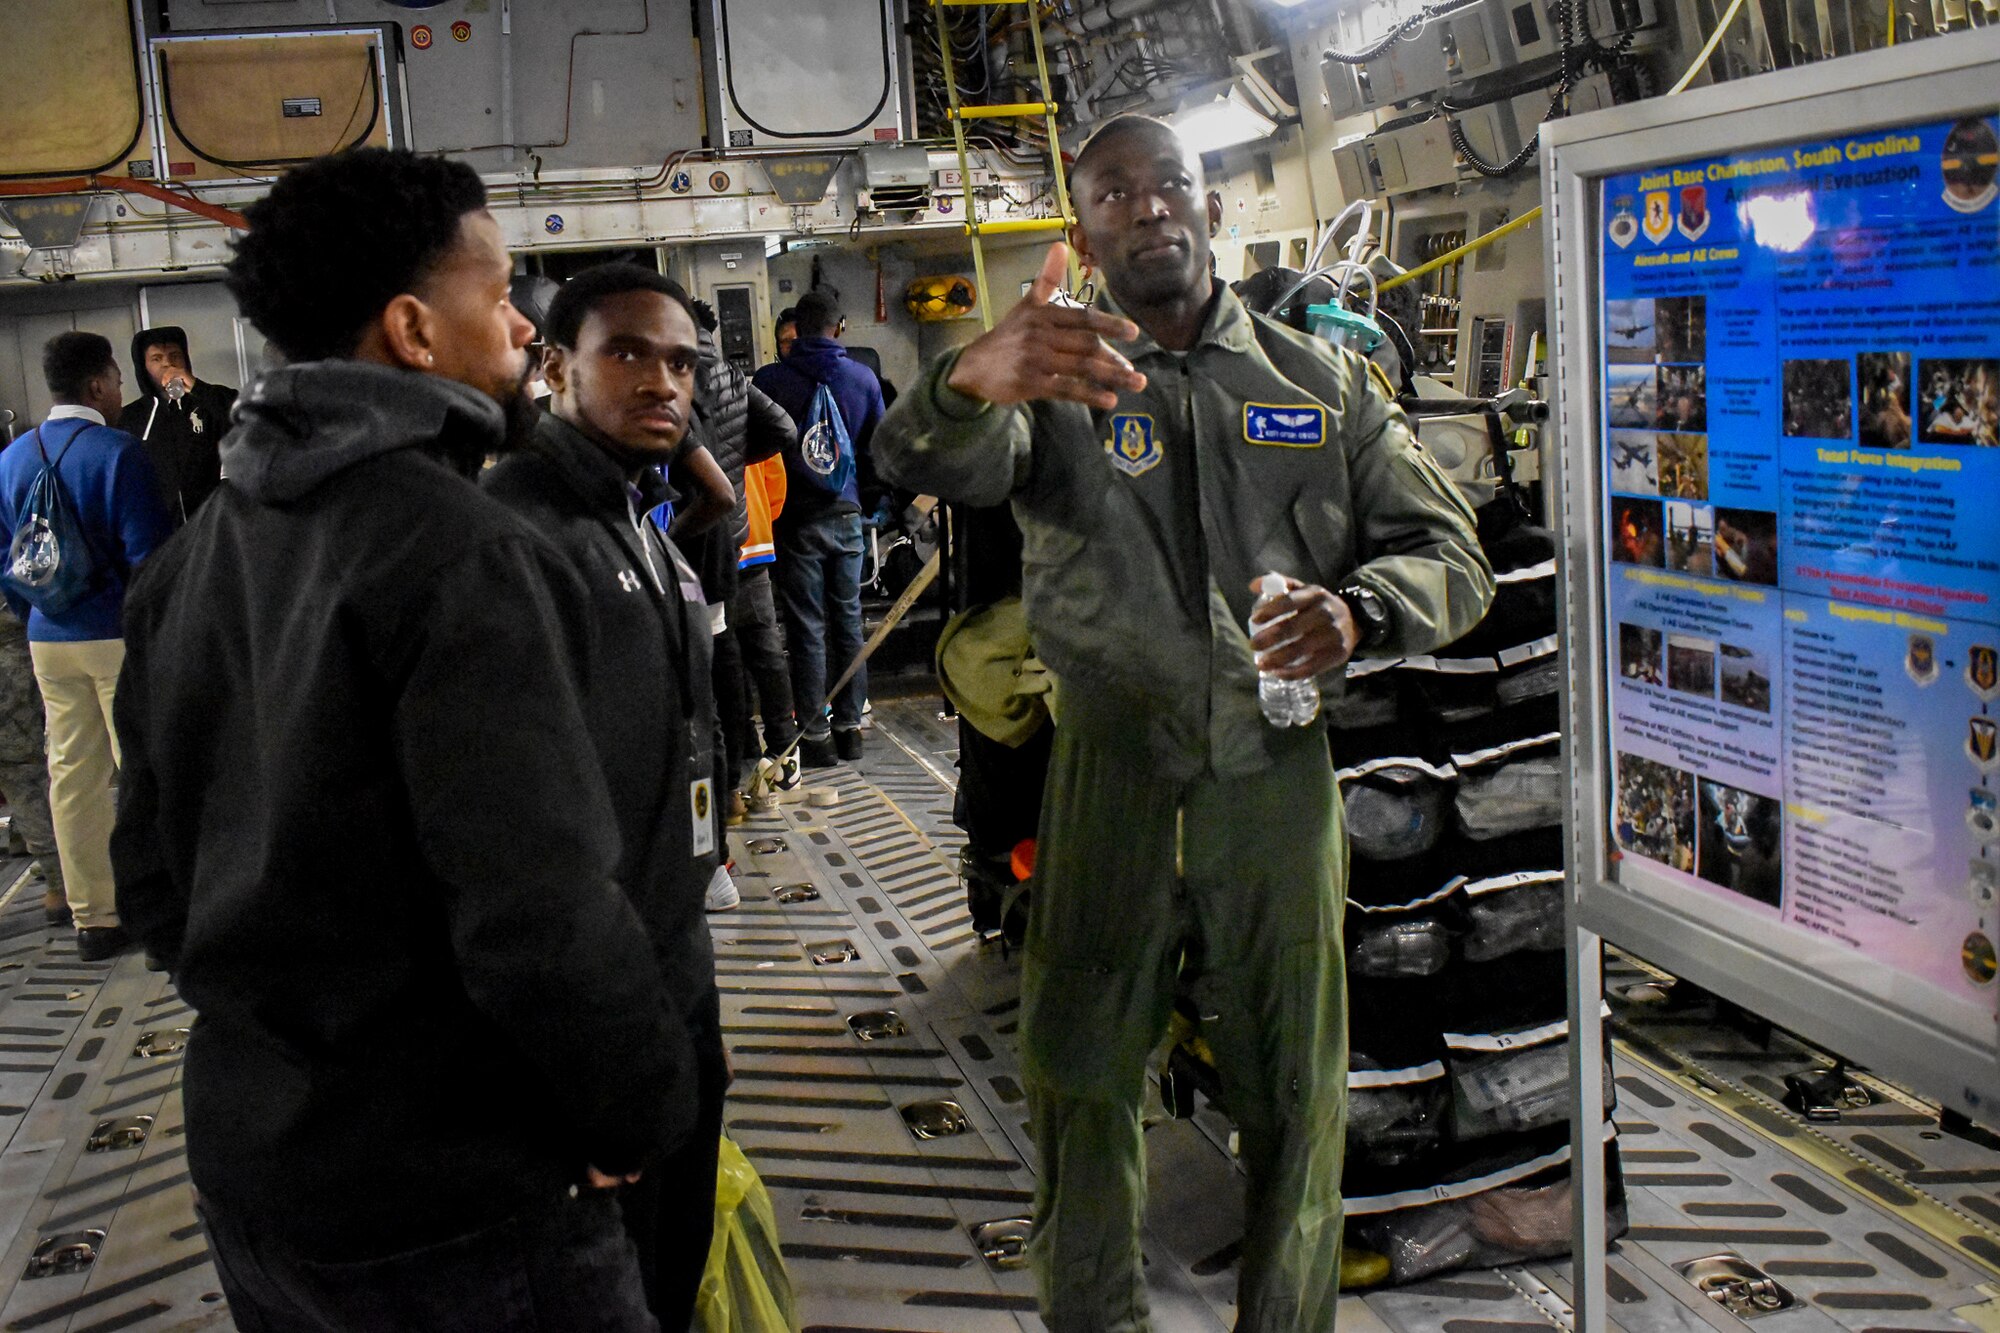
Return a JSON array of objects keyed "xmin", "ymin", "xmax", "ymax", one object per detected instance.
[
  {"xmin": 4, "ymin": 422, "xmax": 102, "ymax": 617},
  {"xmin": 797, "ymin": 382, "xmax": 856, "ymax": 499}
]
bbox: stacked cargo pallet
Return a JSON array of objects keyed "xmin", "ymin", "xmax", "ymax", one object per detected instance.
[{"xmin": 1333, "ymin": 496, "xmax": 1627, "ymax": 1282}]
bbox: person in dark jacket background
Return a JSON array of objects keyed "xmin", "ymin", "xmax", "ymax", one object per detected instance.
[
  {"xmin": 485, "ymin": 262, "xmax": 731, "ymax": 1331},
  {"xmin": 772, "ymin": 305, "xmax": 797, "ymax": 362},
  {"xmin": 117, "ymin": 326, "xmax": 235, "ymax": 525},
  {"xmin": 661, "ymin": 396, "xmax": 744, "ymax": 910},
  {"xmin": 0, "ymin": 333, "xmax": 170, "ymax": 961},
  {"xmin": 689, "ymin": 299, "xmax": 801, "ymax": 819},
  {"xmin": 110, "ymin": 149, "xmax": 685, "ymax": 1333},
  {"xmin": 751, "ymin": 290, "xmax": 884, "ymax": 766},
  {"xmin": 510, "ymin": 273, "xmax": 562, "ymax": 408}
]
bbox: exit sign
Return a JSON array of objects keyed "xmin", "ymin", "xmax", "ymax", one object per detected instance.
[{"xmin": 937, "ymin": 168, "xmax": 996, "ymax": 189}]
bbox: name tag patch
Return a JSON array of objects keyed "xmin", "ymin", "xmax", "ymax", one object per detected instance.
[
  {"xmin": 1244, "ymin": 403, "xmax": 1326, "ymax": 447},
  {"xmin": 1105, "ymin": 413, "xmax": 1162, "ymax": 477}
]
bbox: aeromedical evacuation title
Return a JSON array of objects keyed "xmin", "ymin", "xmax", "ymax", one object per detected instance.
[{"xmin": 1597, "ymin": 113, "xmax": 2000, "ymax": 1005}]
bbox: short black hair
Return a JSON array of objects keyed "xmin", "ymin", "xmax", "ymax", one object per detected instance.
[
  {"xmin": 688, "ymin": 298, "xmax": 718, "ymax": 333},
  {"xmin": 544, "ymin": 264, "xmax": 699, "ymax": 350},
  {"xmin": 793, "ymin": 290, "xmax": 842, "ymax": 338},
  {"xmin": 134, "ymin": 326, "xmax": 191, "ymax": 364},
  {"xmin": 1073, "ymin": 114, "xmax": 1180, "ymax": 188},
  {"xmin": 225, "ymin": 147, "xmax": 488, "ymax": 363},
  {"xmin": 43, "ymin": 331, "xmax": 116, "ymax": 401}
]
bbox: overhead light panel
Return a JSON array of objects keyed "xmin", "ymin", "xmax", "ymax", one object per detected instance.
[{"xmin": 1172, "ymin": 86, "xmax": 1278, "ymax": 156}]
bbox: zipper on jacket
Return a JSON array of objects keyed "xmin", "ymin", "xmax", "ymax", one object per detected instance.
[
  {"xmin": 624, "ymin": 490, "xmax": 668, "ymax": 596},
  {"xmin": 1180, "ymin": 359, "xmax": 1221, "ymax": 753}
]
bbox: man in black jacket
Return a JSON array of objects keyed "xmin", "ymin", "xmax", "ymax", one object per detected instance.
[
  {"xmin": 117, "ymin": 326, "xmax": 234, "ymax": 525},
  {"xmin": 110, "ymin": 150, "xmax": 686, "ymax": 1332},
  {"xmin": 688, "ymin": 299, "xmax": 802, "ymax": 820},
  {"xmin": 482, "ymin": 264, "xmax": 729, "ymax": 1330}
]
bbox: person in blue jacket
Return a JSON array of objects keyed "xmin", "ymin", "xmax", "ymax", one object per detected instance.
[
  {"xmin": 0, "ymin": 332, "xmax": 170, "ymax": 961},
  {"xmin": 750, "ymin": 290, "xmax": 884, "ymax": 766}
]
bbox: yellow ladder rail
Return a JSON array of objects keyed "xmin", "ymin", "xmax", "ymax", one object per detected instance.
[
  {"xmin": 1023, "ymin": 0, "xmax": 1078, "ymax": 269},
  {"xmin": 950, "ymin": 101, "xmax": 1059, "ymax": 119},
  {"xmin": 963, "ymin": 216, "xmax": 1068, "ymax": 236},
  {"xmin": 931, "ymin": 0, "xmax": 992, "ymax": 325},
  {"xmin": 930, "ymin": 0, "xmax": 1076, "ymax": 328}
]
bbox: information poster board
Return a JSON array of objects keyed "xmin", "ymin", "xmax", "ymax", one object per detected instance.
[
  {"xmin": 1600, "ymin": 112, "xmax": 2000, "ymax": 1008},
  {"xmin": 1546, "ymin": 32, "xmax": 2000, "ymax": 1120}
]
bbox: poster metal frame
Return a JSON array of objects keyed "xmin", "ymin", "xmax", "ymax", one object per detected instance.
[{"xmin": 1541, "ymin": 30, "xmax": 2000, "ymax": 1331}]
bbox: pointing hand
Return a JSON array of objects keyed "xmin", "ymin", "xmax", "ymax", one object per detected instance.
[{"xmin": 945, "ymin": 243, "xmax": 1148, "ymax": 411}]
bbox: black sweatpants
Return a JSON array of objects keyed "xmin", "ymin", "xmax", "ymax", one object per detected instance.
[
  {"xmin": 726, "ymin": 564, "xmax": 797, "ymax": 770},
  {"xmin": 621, "ymin": 992, "xmax": 730, "ymax": 1330},
  {"xmin": 200, "ymin": 1188, "xmax": 657, "ymax": 1332}
]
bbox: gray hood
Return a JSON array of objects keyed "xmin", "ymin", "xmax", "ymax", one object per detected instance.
[{"xmin": 221, "ymin": 361, "xmax": 506, "ymax": 504}]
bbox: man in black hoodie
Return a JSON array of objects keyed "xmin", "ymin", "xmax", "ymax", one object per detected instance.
[
  {"xmin": 483, "ymin": 264, "xmax": 728, "ymax": 1329},
  {"xmin": 117, "ymin": 326, "xmax": 234, "ymax": 525},
  {"xmin": 110, "ymin": 149, "xmax": 687, "ymax": 1331}
]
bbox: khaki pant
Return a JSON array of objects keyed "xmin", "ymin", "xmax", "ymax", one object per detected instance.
[
  {"xmin": 1022, "ymin": 723, "xmax": 1347, "ymax": 1333},
  {"xmin": 30, "ymin": 639, "xmax": 124, "ymax": 930}
]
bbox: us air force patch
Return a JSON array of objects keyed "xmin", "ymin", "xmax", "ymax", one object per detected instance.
[
  {"xmin": 1106, "ymin": 413, "xmax": 1161, "ymax": 476},
  {"xmin": 1969, "ymin": 644, "xmax": 2000, "ymax": 703},
  {"xmin": 1243, "ymin": 403, "xmax": 1326, "ymax": 447}
]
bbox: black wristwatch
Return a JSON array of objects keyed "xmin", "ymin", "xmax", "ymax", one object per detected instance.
[{"xmin": 1337, "ymin": 584, "xmax": 1392, "ymax": 651}]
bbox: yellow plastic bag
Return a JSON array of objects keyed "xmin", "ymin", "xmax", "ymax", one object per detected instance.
[{"xmin": 693, "ymin": 1137, "xmax": 799, "ymax": 1333}]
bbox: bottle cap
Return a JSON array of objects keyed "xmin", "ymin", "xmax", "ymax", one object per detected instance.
[
  {"xmin": 1259, "ymin": 572, "xmax": 1288, "ymax": 599},
  {"xmin": 1305, "ymin": 304, "xmax": 1386, "ymax": 354}
]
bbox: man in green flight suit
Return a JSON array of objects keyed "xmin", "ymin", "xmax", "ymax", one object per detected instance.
[{"xmin": 872, "ymin": 115, "xmax": 1495, "ymax": 1332}]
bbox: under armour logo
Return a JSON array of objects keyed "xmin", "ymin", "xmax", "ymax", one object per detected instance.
[{"xmin": 617, "ymin": 570, "xmax": 642, "ymax": 592}]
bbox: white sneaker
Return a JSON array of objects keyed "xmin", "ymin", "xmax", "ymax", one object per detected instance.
[
  {"xmin": 746, "ymin": 759, "xmax": 780, "ymax": 813},
  {"xmin": 774, "ymin": 750, "xmax": 802, "ymax": 792},
  {"xmin": 705, "ymin": 864, "xmax": 741, "ymax": 912}
]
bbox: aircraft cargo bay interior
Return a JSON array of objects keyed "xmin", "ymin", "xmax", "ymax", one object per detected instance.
[{"xmin": 0, "ymin": 2, "xmax": 1996, "ymax": 1332}]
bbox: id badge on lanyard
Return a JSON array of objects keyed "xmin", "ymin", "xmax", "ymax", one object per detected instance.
[
  {"xmin": 691, "ymin": 776, "xmax": 716, "ymax": 857},
  {"xmin": 657, "ymin": 534, "xmax": 716, "ymax": 856}
]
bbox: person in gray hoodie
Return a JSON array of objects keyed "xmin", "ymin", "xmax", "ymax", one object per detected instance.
[{"xmin": 111, "ymin": 148, "xmax": 688, "ymax": 1332}]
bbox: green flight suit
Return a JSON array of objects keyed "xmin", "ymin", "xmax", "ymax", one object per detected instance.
[{"xmin": 873, "ymin": 283, "xmax": 1493, "ymax": 1332}]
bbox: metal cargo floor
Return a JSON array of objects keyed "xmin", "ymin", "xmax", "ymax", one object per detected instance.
[{"xmin": 2, "ymin": 690, "xmax": 2000, "ymax": 1331}]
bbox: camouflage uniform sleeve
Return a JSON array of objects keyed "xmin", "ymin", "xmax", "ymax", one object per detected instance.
[
  {"xmin": 1340, "ymin": 355, "xmax": 1497, "ymax": 656},
  {"xmin": 872, "ymin": 350, "xmax": 1034, "ymax": 509}
]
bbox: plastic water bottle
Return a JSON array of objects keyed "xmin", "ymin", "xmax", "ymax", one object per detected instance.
[{"xmin": 1252, "ymin": 572, "xmax": 1320, "ymax": 727}]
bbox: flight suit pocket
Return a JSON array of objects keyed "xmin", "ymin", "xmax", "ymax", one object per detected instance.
[
  {"xmin": 1290, "ymin": 494, "xmax": 1354, "ymax": 587},
  {"xmin": 1019, "ymin": 524, "xmax": 1100, "ymax": 632},
  {"xmin": 1021, "ymin": 522, "xmax": 1087, "ymax": 568},
  {"xmin": 1277, "ymin": 941, "xmax": 1342, "ymax": 1117},
  {"xmin": 1020, "ymin": 956, "xmax": 1161, "ymax": 1101}
]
